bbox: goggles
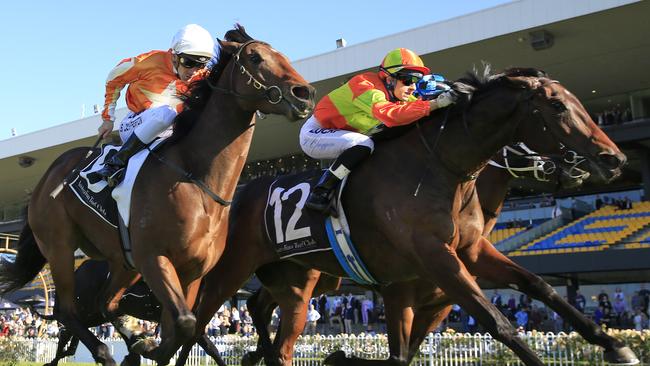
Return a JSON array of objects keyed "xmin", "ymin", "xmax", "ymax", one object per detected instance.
[
  {"xmin": 394, "ymin": 72, "xmax": 423, "ymax": 86},
  {"xmin": 178, "ymin": 54, "xmax": 209, "ymax": 69}
]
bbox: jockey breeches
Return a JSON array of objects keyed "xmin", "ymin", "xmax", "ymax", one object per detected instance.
[
  {"xmin": 118, "ymin": 105, "xmax": 178, "ymax": 144},
  {"xmin": 299, "ymin": 116, "xmax": 374, "ymax": 160}
]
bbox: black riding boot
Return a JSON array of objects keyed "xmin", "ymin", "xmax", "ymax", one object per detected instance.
[
  {"xmin": 305, "ymin": 145, "xmax": 372, "ymax": 214},
  {"xmin": 305, "ymin": 170, "xmax": 341, "ymax": 213},
  {"xmin": 97, "ymin": 134, "xmax": 147, "ymax": 187}
]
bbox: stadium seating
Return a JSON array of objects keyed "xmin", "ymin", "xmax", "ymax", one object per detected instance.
[
  {"xmin": 488, "ymin": 227, "xmax": 526, "ymax": 245},
  {"xmin": 508, "ymin": 201, "xmax": 650, "ymax": 256}
]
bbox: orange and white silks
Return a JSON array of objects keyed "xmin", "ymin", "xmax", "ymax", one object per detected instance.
[{"xmin": 101, "ymin": 50, "xmax": 205, "ymax": 122}]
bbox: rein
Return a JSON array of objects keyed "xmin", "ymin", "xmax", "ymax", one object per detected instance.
[
  {"xmin": 415, "ymin": 107, "xmax": 480, "ymax": 182},
  {"xmin": 207, "ymin": 40, "xmax": 284, "ymax": 105},
  {"xmin": 147, "ymin": 147, "xmax": 232, "ymax": 206}
]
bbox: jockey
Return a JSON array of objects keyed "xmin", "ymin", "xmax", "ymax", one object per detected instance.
[
  {"xmin": 96, "ymin": 24, "xmax": 215, "ymax": 186},
  {"xmin": 300, "ymin": 48, "xmax": 456, "ymax": 213}
]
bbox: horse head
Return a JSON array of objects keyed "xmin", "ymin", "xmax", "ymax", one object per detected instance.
[
  {"xmin": 215, "ymin": 25, "xmax": 315, "ymax": 120},
  {"xmin": 505, "ymin": 70, "xmax": 625, "ymax": 183}
]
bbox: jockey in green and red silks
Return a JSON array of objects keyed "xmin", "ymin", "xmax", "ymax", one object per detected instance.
[{"xmin": 299, "ymin": 48, "xmax": 457, "ymax": 213}]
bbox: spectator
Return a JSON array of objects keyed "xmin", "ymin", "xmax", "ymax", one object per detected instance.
[
  {"xmin": 594, "ymin": 306, "xmax": 605, "ymax": 325},
  {"xmin": 631, "ymin": 291, "xmax": 644, "ymax": 316},
  {"xmin": 595, "ymin": 195, "xmax": 603, "ymax": 210},
  {"xmin": 219, "ymin": 314, "xmax": 231, "ymax": 336},
  {"xmin": 329, "ymin": 301, "xmax": 344, "ymax": 333},
  {"xmin": 613, "ymin": 298, "xmax": 627, "ymax": 326},
  {"xmin": 597, "ymin": 289, "xmax": 609, "ymax": 303},
  {"xmin": 361, "ymin": 297, "xmax": 374, "ymax": 327},
  {"xmin": 639, "ymin": 284, "xmax": 650, "ymax": 316},
  {"xmin": 466, "ymin": 315, "xmax": 478, "ymax": 333},
  {"xmin": 515, "ymin": 308, "xmax": 529, "ymax": 330},
  {"xmin": 507, "ymin": 295, "xmax": 517, "ymax": 317},
  {"xmin": 633, "ymin": 308, "xmax": 647, "ymax": 331},
  {"xmin": 574, "ymin": 290, "xmax": 586, "ymax": 313},
  {"xmin": 241, "ymin": 310, "xmax": 254, "ymax": 336},
  {"xmin": 343, "ymin": 304, "xmax": 354, "ymax": 334},
  {"xmin": 305, "ymin": 304, "xmax": 321, "ymax": 335},
  {"xmin": 491, "ymin": 290, "xmax": 503, "ymax": 308},
  {"xmin": 230, "ymin": 306, "xmax": 241, "ymax": 334}
]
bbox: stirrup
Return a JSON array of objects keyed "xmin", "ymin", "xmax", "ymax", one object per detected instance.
[{"xmin": 106, "ymin": 167, "xmax": 126, "ymax": 187}]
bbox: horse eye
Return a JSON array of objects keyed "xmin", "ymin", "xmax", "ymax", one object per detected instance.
[
  {"xmin": 250, "ymin": 53, "xmax": 263, "ymax": 64},
  {"xmin": 551, "ymin": 100, "xmax": 566, "ymax": 111}
]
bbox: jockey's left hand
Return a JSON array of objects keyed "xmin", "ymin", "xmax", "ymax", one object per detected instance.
[{"xmin": 435, "ymin": 91, "xmax": 457, "ymax": 108}]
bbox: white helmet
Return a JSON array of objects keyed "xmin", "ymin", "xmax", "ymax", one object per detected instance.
[{"xmin": 170, "ymin": 24, "xmax": 215, "ymax": 61}]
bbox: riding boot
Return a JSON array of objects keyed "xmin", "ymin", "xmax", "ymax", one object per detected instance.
[
  {"xmin": 305, "ymin": 170, "xmax": 341, "ymax": 214},
  {"xmin": 97, "ymin": 134, "xmax": 147, "ymax": 187},
  {"xmin": 305, "ymin": 145, "xmax": 372, "ymax": 215}
]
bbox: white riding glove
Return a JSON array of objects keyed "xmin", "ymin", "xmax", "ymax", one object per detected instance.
[{"xmin": 436, "ymin": 91, "xmax": 457, "ymax": 108}]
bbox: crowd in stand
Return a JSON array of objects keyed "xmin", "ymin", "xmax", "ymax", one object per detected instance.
[
  {"xmin": 593, "ymin": 106, "xmax": 634, "ymax": 126},
  {"xmin": 0, "ymin": 307, "xmax": 58, "ymax": 338},
  {"xmin": 1, "ymin": 285, "xmax": 650, "ymax": 340}
]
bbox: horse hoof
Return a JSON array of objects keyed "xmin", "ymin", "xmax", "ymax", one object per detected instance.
[
  {"xmin": 323, "ymin": 350, "xmax": 346, "ymax": 365},
  {"xmin": 242, "ymin": 352, "xmax": 260, "ymax": 366},
  {"xmin": 130, "ymin": 337, "xmax": 158, "ymax": 355},
  {"xmin": 604, "ymin": 346, "xmax": 640, "ymax": 365},
  {"xmin": 120, "ymin": 353, "xmax": 142, "ymax": 366}
]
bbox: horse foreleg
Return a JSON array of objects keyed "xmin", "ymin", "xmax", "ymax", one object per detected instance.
[
  {"xmin": 462, "ymin": 237, "xmax": 639, "ymax": 365},
  {"xmin": 137, "ymin": 255, "xmax": 194, "ymax": 365},
  {"xmin": 415, "ymin": 242, "xmax": 544, "ymax": 366},
  {"xmin": 406, "ymin": 299, "xmax": 453, "ymax": 363}
]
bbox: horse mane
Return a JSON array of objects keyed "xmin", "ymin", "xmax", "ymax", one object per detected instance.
[
  {"xmin": 451, "ymin": 64, "xmax": 548, "ymax": 106},
  {"xmin": 167, "ymin": 24, "xmax": 254, "ymax": 144}
]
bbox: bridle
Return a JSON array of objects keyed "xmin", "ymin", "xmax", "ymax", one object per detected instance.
[
  {"xmin": 208, "ymin": 40, "xmax": 285, "ymax": 105},
  {"xmin": 415, "ymin": 77, "xmax": 589, "ymax": 184}
]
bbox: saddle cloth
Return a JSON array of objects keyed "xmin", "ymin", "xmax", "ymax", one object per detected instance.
[
  {"xmin": 69, "ymin": 139, "xmax": 165, "ymax": 228},
  {"xmin": 262, "ymin": 170, "xmax": 378, "ymax": 284}
]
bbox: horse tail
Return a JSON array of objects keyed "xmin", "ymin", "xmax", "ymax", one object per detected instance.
[{"xmin": 0, "ymin": 221, "xmax": 47, "ymax": 295}]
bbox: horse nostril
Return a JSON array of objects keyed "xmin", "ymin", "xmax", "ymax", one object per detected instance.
[
  {"xmin": 291, "ymin": 85, "xmax": 312, "ymax": 102},
  {"xmin": 598, "ymin": 153, "xmax": 625, "ymax": 170}
]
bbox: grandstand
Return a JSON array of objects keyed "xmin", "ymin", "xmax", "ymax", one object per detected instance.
[{"xmin": 1, "ymin": 0, "xmax": 650, "ymax": 307}]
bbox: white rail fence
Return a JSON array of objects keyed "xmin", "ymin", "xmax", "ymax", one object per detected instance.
[{"xmin": 8, "ymin": 332, "xmax": 617, "ymax": 365}]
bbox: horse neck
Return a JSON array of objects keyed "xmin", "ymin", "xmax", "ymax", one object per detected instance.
[
  {"xmin": 431, "ymin": 91, "xmax": 522, "ymax": 183},
  {"xmin": 476, "ymin": 165, "xmax": 513, "ymax": 235},
  {"xmin": 177, "ymin": 94, "xmax": 256, "ymax": 201}
]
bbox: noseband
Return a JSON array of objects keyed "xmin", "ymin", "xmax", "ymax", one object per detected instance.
[{"xmin": 208, "ymin": 40, "xmax": 284, "ymax": 105}]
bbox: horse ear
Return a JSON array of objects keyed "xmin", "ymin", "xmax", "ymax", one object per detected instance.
[
  {"xmin": 218, "ymin": 39, "xmax": 239, "ymax": 56},
  {"xmin": 508, "ymin": 76, "xmax": 543, "ymax": 90}
]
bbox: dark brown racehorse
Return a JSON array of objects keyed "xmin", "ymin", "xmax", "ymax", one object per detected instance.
[
  {"xmin": 35, "ymin": 260, "xmax": 225, "ymax": 366},
  {"xmin": 182, "ymin": 67, "xmax": 636, "ymax": 366},
  {"xmin": 0, "ymin": 25, "xmax": 315, "ymax": 366},
  {"xmin": 229, "ymin": 145, "xmax": 590, "ymax": 366}
]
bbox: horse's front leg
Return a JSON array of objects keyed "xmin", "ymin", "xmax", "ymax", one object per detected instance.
[
  {"xmin": 461, "ymin": 236, "xmax": 639, "ymax": 365},
  {"xmin": 406, "ymin": 285, "xmax": 453, "ymax": 364},
  {"xmin": 414, "ymin": 238, "xmax": 544, "ymax": 366}
]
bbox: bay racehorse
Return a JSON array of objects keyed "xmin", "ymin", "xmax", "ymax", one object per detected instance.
[
  {"xmin": 0, "ymin": 25, "xmax": 315, "ymax": 366},
  {"xmin": 231, "ymin": 144, "xmax": 590, "ymax": 366},
  {"xmin": 183, "ymin": 67, "xmax": 636, "ymax": 366},
  {"xmin": 35, "ymin": 259, "xmax": 225, "ymax": 366}
]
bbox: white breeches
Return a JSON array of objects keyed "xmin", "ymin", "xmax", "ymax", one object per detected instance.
[
  {"xmin": 299, "ymin": 116, "xmax": 374, "ymax": 160},
  {"xmin": 118, "ymin": 105, "xmax": 178, "ymax": 144}
]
